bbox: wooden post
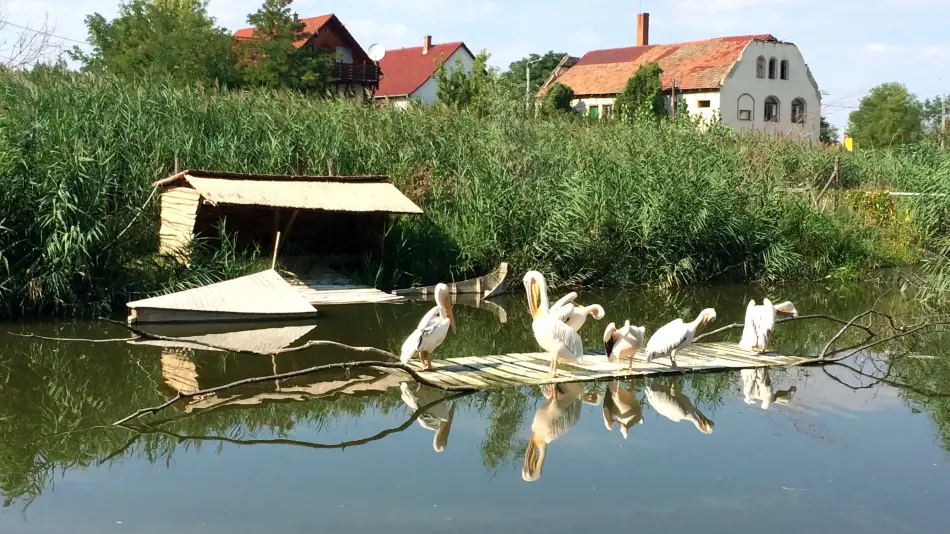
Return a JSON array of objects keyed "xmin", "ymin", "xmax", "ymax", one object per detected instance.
[
  {"xmin": 174, "ymin": 156, "xmax": 180, "ymax": 174},
  {"xmin": 275, "ymin": 209, "xmax": 299, "ymax": 259},
  {"xmin": 271, "ymin": 231, "xmax": 281, "ymax": 270},
  {"xmin": 671, "ymin": 79, "xmax": 676, "ymax": 116}
]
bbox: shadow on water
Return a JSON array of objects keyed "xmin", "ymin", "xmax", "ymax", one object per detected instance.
[{"xmin": 1, "ymin": 280, "xmax": 950, "ymax": 530}]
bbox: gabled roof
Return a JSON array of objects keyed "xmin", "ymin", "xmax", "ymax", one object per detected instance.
[
  {"xmin": 154, "ymin": 170, "xmax": 423, "ymax": 215},
  {"xmin": 548, "ymin": 34, "xmax": 777, "ymax": 96},
  {"xmin": 234, "ymin": 13, "xmax": 366, "ymax": 54},
  {"xmin": 375, "ymin": 42, "xmax": 471, "ymax": 97}
]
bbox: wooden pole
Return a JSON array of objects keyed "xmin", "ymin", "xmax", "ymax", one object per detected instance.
[
  {"xmin": 271, "ymin": 231, "xmax": 281, "ymax": 270},
  {"xmin": 671, "ymin": 79, "xmax": 676, "ymax": 116},
  {"xmin": 275, "ymin": 209, "xmax": 299, "ymax": 259},
  {"xmin": 174, "ymin": 156, "xmax": 180, "ymax": 174}
]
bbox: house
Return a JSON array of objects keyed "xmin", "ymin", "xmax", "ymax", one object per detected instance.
[
  {"xmin": 374, "ymin": 36, "xmax": 475, "ymax": 108},
  {"xmin": 234, "ymin": 13, "xmax": 381, "ymax": 99},
  {"xmin": 540, "ymin": 13, "xmax": 821, "ymax": 144}
]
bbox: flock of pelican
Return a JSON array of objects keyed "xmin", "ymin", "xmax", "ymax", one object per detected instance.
[{"xmin": 399, "ymin": 272, "xmax": 799, "ymax": 378}]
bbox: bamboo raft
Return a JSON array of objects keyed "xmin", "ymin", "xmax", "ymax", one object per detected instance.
[{"xmin": 400, "ymin": 341, "xmax": 810, "ymax": 390}]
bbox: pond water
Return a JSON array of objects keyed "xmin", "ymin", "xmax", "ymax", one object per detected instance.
[{"xmin": 1, "ymin": 281, "xmax": 949, "ymax": 533}]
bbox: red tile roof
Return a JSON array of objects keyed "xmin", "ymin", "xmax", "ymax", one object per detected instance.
[
  {"xmin": 375, "ymin": 42, "xmax": 469, "ymax": 97},
  {"xmin": 550, "ymin": 34, "xmax": 776, "ymax": 96},
  {"xmin": 234, "ymin": 14, "xmax": 333, "ymax": 48}
]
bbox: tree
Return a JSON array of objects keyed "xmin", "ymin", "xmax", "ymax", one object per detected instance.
[
  {"xmin": 846, "ymin": 82, "xmax": 923, "ymax": 148},
  {"xmin": 71, "ymin": 0, "xmax": 240, "ymax": 86},
  {"xmin": 238, "ymin": 0, "xmax": 335, "ymax": 92},
  {"xmin": 498, "ymin": 51, "xmax": 567, "ymax": 103},
  {"xmin": 540, "ymin": 82, "xmax": 574, "ymax": 115},
  {"xmin": 435, "ymin": 50, "xmax": 495, "ymax": 115},
  {"xmin": 819, "ymin": 116, "xmax": 839, "ymax": 144},
  {"xmin": 613, "ymin": 62, "xmax": 666, "ymax": 121},
  {"xmin": 922, "ymin": 95, "xmax": 948, "ymax": 136},
  {"xmin": 0, "ymin": 8, "xmax": 57, "ymax": 70}
]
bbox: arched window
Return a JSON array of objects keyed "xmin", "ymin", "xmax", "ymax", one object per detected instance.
[
  {"xmin": 768, "ymin": 58, "xmax": 777, "ymax": 79},
  {"xmin": 756, "ymin": 56, "xmax": 766, "ymax": 78},
  {"xmin": 764, "ymin": 96, "xmax": 779, "ymax": 122},
  {"xmin": 780, "ymin": 60, "xmax": 789, "ymax": 80},
  {"xmin": 737, "ymin": 93, "xmax": 755, "ymax": 121},
  {"xmin": 791, "ymin": 98, "xmax": 806, "ymax": 124}
]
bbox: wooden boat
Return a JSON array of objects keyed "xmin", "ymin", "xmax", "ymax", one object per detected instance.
[{"xmin": 392, "ymin": 263, "xmax": 508, "ymax": 299}]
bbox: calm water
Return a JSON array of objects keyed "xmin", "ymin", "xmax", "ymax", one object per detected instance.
[{"xmin": 1, "ymin": 282, "xmax": 949, "ymax": 533}]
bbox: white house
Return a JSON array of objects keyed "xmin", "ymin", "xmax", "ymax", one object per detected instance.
[
  {"xmin": 375, "ymin": 36, "xmax": 475, "ymax": 108},
  {"xmin": 539, "ymin": 13, "xmax": 822, "ymax": 144}
]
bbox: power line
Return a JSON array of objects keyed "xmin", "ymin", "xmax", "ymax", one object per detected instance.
[{"xmin": 0, "ymin": 20, "xmax": 89, "ymax": 45}]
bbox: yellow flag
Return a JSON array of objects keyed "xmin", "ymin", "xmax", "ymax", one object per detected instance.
[{"xmin": 844, "ymin": 136, "xmax": 853, "ymax": 152}]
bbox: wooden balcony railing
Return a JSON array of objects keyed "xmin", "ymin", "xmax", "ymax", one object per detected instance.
[{"xmin": 332, "ymin": 62, "xmax": 381, "ymax": 87}]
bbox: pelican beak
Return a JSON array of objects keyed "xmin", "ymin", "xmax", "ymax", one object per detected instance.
[
  {"xmin": 522, "ymin": 436, "xmax": 544, "ymax": 482},
  {"xmin": 443, "ymin": 293, "xmax": 456, "ymax": 333},
  {"xmin": 526, "ymin": 279, "xmax": 541, "ymax": 319}
]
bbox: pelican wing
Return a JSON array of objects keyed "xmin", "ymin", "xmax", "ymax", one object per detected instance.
[
  {"xmin": 549, "ymin": 317, "xmax": 584, "ymax": 361},
  {"xmin": 645, "ymin": 319, "xmax": 687, "ymax": 357},
  {"xmin": 416, "ymin": 305, "xmax": 442, "ymax": 331},
  {"xmin": 550, "ymin": 302, "xmax": 575, "ymax": 324},
  {"xmin": 400, "ymin": 329, "xmax": 423, "ymax": 363},
  {"xmin": 739, "ymin": 300, "xmax": 757, "ymax": 350},
  {"xmin": 550, "ymin": 291, "xmax": 578, "ymax": 312}
]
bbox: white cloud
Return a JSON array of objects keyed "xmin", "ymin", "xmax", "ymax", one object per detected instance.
[{"xmin": 863, "ymin": 42, "xmax": 904, "ymax": 53}]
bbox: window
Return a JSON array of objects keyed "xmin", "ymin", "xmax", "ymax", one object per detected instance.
[
  {"xmin": 738, "ymin": 93, "xmax": 754, "ymax": 121},
  {"xmin": 780, "ymin": 60, "xmax": 789, "ymax": 80},
  {"xmin": 602, "ymin": 104, "xmax": 613, "ymax": 119},
  {"xmin": 697, "ymin": 100, "xmax": 711, "ymax": 108},
  {"xmin": 791, "ymin": 98, "xmax": 806, "ymax": 124},
  {"xmin": 589, "ymin": 105, "xmax": 600, "ymax": 119},
  {"xmin": 756, "ymin": 56, "xmax": 766, "ymax": 78},
  {"xmin": 768, "ymin": 57, "xmax": 777, "ymax": 79},
  {"xmin": 764, "ymin": 96, "xmax": 779, "ymax": 122},
  {"xmin": 336, "ymin": 46, "xmax": 353, "ymax": 64}
]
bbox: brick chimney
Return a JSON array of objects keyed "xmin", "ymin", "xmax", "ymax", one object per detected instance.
[
  {"xmin": 636, "ymin": 13, "xmax": 649, "ymax": 47},
  {"xmin": 292, "ymin": 12, "xmax": 299, "ymax": 22},
  {"xmin": 423, "ymin": 35, "xmax": 432, "ymax": 54}
]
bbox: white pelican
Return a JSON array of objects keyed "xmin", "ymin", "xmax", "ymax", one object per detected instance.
[
  {"xmin": 644, "ymin": 380, "xmax": 714, "ymax": 434},
  {"xmin": 549, "ymin": 291, "xmax": 606, "ymax": 332},
  {"xmin": 604, "ymin": 320, "xmax": 646, "ymax": 371},
  {"xmin": 400, "ymin": 283, "xmax": 455, "ymax": 370},
  {"xmin": 740, "ymin": 369, "xmax": 797, "ymax": 410},
  {"xmin": 523, "ymin": 271, "xmax": 584, "ymax": 377},
  {"xmin": 739, "ymin": 299, "xmax": 798, "ymax": 353},
  {"xmin": 644, "ymin": 308, "xmax": 717, "ymax": 368},
  {"xmin": 523, "ymin": 383, "xmax": 584, "ymax": 481},
  {"xmin": 602, "ymin": 380, "xmax": 643, "ymax": 438},
  {"xmin": 400, "ymin": 382, "xmax": 457, "ymax": 451}
]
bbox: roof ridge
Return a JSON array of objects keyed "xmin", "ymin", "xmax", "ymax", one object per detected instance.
[
  {"xmin": 582, "ymin": 33, "xmax": 775, "ymax": 56},
  {"xmin": 385, "ymin": 41, "xmax": 464, "ymax": 53}
]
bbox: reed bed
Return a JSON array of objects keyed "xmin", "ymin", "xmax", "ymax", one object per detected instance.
[{"xmin": 0, "ymin": 72, "xmax": 946, "ymax": 317}]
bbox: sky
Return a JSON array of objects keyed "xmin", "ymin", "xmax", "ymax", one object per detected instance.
[{"xmin": 1, "ymin": 0, "xmax": 948, "ymax": 133}]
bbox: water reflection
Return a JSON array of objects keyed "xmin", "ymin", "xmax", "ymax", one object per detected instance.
[
  {"xmin": 400, "ymin": 383, "xmax": 457, "ymax": 452},
  {"xmin": 602, "ymin": 380, "xmax": 644, "ymax": 438},
  {"xmin": 523, "ymin": 383, "xmax": 585, "ymax": 481},
  {"xmin": 644, "ymin": 379, "xmax": 715, "ymax": 434},
  {"xmin": 741, "ymin": 368, "xmax": 797, "ymax": 410}
]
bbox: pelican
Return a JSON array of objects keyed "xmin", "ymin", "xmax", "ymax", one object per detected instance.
[
  {"xmin": 602, "ymin": 380, "xmax": 643, "ymax": 438},
  {"xmin": 644, "ymin": 380, "xmax": 714, "ymax": 434},
  {"xmin": 604, "ymin": 320, "xmax": 646, "ymax": 371},
  {"xmin": 740, "ymin": 368, "xmax": 797, "ymax": 410},
  {"xmin": 523, "ymin": 271, "xmax": 584, "ymax": 377},
  {"xmin": 523, "ymin": 383, "xmax": 584, "ymax": 481},
  {"xmin": 400, "ymin": 382, "xmax": 457, "ymax": 451},
  {"xmin": 643, "ymin": 308, "xmax": 717, "ymax": 368},
  {"xmin": 549, "ymin": 291, "xmax": 606, "ymax": 332},
  {"xmin": 739, "ymin": 299, "xmax": 798, "ymax": 353},
  {"xmin": 400, "ymin": 283, "xmax": 455, "ymax": 370}
]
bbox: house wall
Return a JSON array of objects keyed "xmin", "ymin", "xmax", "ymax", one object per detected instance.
[
  {"xmin": 719, "ymin": 41, "xmax": 821, "ymax": 144},
  {"xmin": 410, "ymin": 48, "xmax": 475, "ymax": 105},
  {"xmin": 678, "ymin": 91, "xmax": 722, "ymax": 122},
  {"xmin": 308, "ymin": 19, "xmax": 371, "ymax": 63}
]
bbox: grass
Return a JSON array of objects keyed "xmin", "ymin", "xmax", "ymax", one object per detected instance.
[{"xmin": 0, "ymin": 71, "xmax": 946, "ymax": 317}]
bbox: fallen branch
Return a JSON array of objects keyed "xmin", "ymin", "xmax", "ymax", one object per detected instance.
[
  {"xmin": 113, "ymin": 359, "xmax": 474, "ymax": 425},
  {"xmin": 693, "ymin": 313, "xmax": 875, "ymax": 343},
  {"xmin": 112, "ymin": 391, "xmax": 472, "ymax": 454},
  {"xmin": 9, "ymin": 332, "xmax": 137, "ymax": 343}
]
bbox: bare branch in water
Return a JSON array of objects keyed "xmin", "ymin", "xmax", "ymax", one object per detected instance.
[
  {"xmin": 693, "ymin": 313, "xmax": 876, "ymax": 343},
  {"xmin": 9, "ymin": 332, "xmax": 137, "ymax": 343}
]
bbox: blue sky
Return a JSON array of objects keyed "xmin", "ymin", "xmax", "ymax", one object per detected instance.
[{"xmin": 2, "ymin": 0, "xmax": 948, "ymax": 132}]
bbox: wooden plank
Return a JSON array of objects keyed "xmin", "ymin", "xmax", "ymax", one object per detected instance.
[{"xmin": 465, "ymin": 356, "xmax": 539, "ymax": 384}]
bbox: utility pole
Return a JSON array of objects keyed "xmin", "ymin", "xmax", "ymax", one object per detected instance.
[
  {"xmin": 943, "ymin": 99, "xmax": 947, "ymax": 150},
  {"xmin": 526, "ymin": 57, "xmax": 543, "ymax": 115}
]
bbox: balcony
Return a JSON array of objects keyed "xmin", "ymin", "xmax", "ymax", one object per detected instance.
[{"xmin": 332, "ymin": 62, "xmax": 381, "ymax": 87}]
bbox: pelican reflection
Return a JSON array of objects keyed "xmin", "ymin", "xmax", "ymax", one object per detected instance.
[
  {"xmin": 602, "ymin": 380, "xmax": 644, "ymax": 438},
  {"xmin": 400, "ymin": 382, "xmax": 457, "ymax": 452},
  {"xmin": 644, "ymin": 379, "xmax": 714, "ymax": 434},
  {"xmin": 741, "ymin": 368, "xmax": 797, "ymax": 410},
  {"xmin": 523, "ymin": 383, "xmax": 585, "ymax": 482}
]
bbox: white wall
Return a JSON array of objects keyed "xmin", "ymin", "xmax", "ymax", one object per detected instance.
[
  {"xmin": 572, "ymin": 96, "xmax": 616, "ymax": 117},
  {"xmin": 719, "ymin": 41, "xmax": 821, "ymax": 144},
  {"xmin": 411, "ymin": 48, "xmax": 475, "ymax": 105},
  {"xmin": 572, "ymin": 92, "xmax": 720, "ymax": 122}
]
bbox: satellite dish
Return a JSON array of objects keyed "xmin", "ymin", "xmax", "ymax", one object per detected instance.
[{"xmin": 368, "ymin": 43, "xmax": 386, "ymax": 62}]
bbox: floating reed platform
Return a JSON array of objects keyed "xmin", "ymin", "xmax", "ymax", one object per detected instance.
[{"xmin": 401, "ymin": 341, "xmax": 810, "ymax": 390}]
